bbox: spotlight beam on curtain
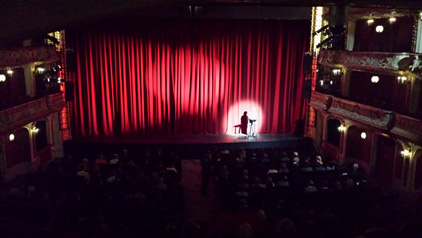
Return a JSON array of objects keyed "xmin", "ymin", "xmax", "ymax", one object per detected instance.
[{"xmin": 67, "ymin": 19, "xmax": 309, "ymax": 136}]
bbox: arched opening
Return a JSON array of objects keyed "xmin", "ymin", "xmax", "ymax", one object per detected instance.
[
  {"xmin": 35, "ymin": 120, "xmax": 48, "ymax": 151},
  {"xmin": 326, "ymin": 118, "xmax": 341, "ymax": 147},
  {"xmin": 413, "ymin": 150, "xmax": 422, "ymax": 190},
  {"xmin": 4, "ymin": 128, "xmax": 31, "ymax": 168},
  {"xmin": 345, "ymin": 126, "xmax": 366, "ymax": 162},
  {"xmin": 373, "ymin": 134, "xmax": 397, "ymax": 186}
]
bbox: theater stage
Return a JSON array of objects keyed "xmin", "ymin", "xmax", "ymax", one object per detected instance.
[{"xmin": 64, "ymin": 133, "xmax": 312, "ymax": 159}]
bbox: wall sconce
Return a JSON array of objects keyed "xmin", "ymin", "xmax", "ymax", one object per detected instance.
[
  {"xmin": 332, "ymin": 68, "xmax": 342, "ymax": 76},
  {"xmin": 36, "ymin": 67, "xmax": 45, "ymax": 74},
  {"xmin": 337, "ymin": 125, "xmax": 346, "ymax": 132},
  {"xmin": 360, "ymin": 132, "xmax": 367, "ymax": 140},
  {"xmin": 397, "ymin": 76, "xmax": 407, "ymax": 83},
  {"xmin": 32, "ymin": 126, "xmax": 39, "ymax": 134},
  {"xmin": 319, "ymin": 80, "xmax": 324, "ymax": 86},
  {"xmin": 9, "ymin": 133, "xmax": 15, "ymax": 141},
  {"xmin": 389, "ymin": 17, "xmax": 396, "ymax": 23},
  {"xmin": 371, "ymin": 75, "xmax": 379, "ymax": 83},
  {"xmin": 0, "ymin": 74, "xmax": 5, "ymax": 82},
  {"xmin": 375, "ymin": 25, "xmax": 384, "ymax": 33},
  {"xmin": 367, "ymin": 19, "xmax": 374, "ymax": 25},
  {"xmin": 7, "ymin": 69, "xmax": 13, "ymax": 75},
  {"xmin": 401, "ymin": 149, "xmax": 411, "ymax": 158}
]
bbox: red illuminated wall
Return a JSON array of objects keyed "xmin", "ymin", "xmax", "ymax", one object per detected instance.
[{"xmin": 67, "ymin": 18, "xmax": 310, "ymax": 136}]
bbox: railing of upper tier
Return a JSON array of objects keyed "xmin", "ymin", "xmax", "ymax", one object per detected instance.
[{"xmin": 0, "ymin": 92, "xmax": 65, "ymax": 133}]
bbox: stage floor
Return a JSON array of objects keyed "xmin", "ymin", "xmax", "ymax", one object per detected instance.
[
  {"xmin": 65, "ymin": 133, "xmax": 310, "ymax": 159},
  {"xmin": 71, "ymin": 133, "xmax": 298, "ymax": 145}
]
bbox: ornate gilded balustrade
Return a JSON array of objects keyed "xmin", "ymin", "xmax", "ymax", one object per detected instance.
[
  {"xmin": 318, "ymin": 50, "xmax": 422, "ymax": 78},
  {"xmin": 391, "ymin": 114, "xmax": 422, "ymax": 143},
  {"xmin": 0, "ymin": 45, "xmax": 58, "ymax": 69},
  {"xmin": 0, "ymin": 92, "xmax": 65, "ymax": 134},
  {"xmin": 309, "ymin": 91, "xmax": 332, "ymax": 110}
]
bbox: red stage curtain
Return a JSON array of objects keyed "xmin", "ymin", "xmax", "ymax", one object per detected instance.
[{"xmin": 67, "ymin": 19, "xmax": 309, "ymax": 136}]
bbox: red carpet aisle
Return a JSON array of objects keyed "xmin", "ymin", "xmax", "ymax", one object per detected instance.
[{"xmin": 182, "ymin": 160, "xmax": 220, "ymax": 237}]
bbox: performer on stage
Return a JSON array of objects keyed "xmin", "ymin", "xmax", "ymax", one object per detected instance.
[{"xmin": 240, "ymin": 111, "xmax": 248, "ymax": 135}]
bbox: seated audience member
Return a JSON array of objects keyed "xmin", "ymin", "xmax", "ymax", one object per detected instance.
[
  {"xmin": 109, "ymin": 154, "xmax": 120, "ymax": 165},
  {"xmin": 277, "ymin": 175, "xmax": 290, "ymax": 187},
  {"xmin": 304, "ymin": 180, "xmax": 317, "ymax": 193},
  {"xmin": 280, "ymin": 152, "xmax": 290, "ymax": 162},
  {"xmin": 155, "ymin": 177, "xmax": 168, "ymax": 191},
  {"xmin": 275, "ymin": 218, "xmax": 296, "ymax": 238},
  {"xmin": 95, "ymin": 155, "xmax": 107, "ymax": 165},
  {"xmin": 279, "ymin": 163, "xmax": 289, "ymax": 174},
  {"xmin": 292, "ymin": 152, "xmax": 300, "ymax": 166},
  {"xmin": 315, "ymin": 155, "xmax": 323, "ymax": 166},
  {"xmin": 267, "ymin": 164, "xmax": 279, "ymax": 175},
  {"xmin": 238, "ymin": 223, "xmax": 254, "ymax": 238}
]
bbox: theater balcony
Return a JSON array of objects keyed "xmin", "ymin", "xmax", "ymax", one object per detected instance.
[{"xmin": 0, "ymin": 92, "xmax": 65, "ymax": 134}]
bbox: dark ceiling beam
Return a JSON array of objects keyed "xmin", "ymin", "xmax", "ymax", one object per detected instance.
[{"xmin": 0, "ymin": 0, "xmax": 421, "ymax": 44}]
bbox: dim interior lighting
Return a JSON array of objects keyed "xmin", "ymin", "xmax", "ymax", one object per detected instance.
[
  {"xmin": 338, "ymin": 125, "xmax": 346, "ymax": 132},
  {"xmin": 329, "ymin": 80, "xmax": 333, "ymax": 85},
  {"xmin": 397, "ymin": 76, "xmax": 407, "ymax": 83},
  {"xmin": 371, "ymin": 76, "xmax": 379, "ymax": 83},
  {"xmin": 389, "ymin": 17, "xmax": 396, "ymax": 23},
  {"xmin": 375, "ymin": 25, "xmax": 384, "ymax": 33},
  {"xmin": 332, "ymin": 68, "xmax": 342, "ymax": 76},
  {"xmin": 360, "ymin": 132, "xmax": 367, "ymax": 139},
  {"xmin": 401, "ymin": 149, "xmax": 410, "ymax": 157},
  {"xmin": 57, "ymin": 78, "xmax": 62, "ymax": 83},
  {"xmin": 0, "ymin": 74, "xmax": 5, "ymax": 82},
  {"xmin": 367, "ymin": 19, "xmax": 374, "ymax": 25},
  {"xmin": 7, "ymin": 69, "xmax": 13, "ymax": 75},
  {"xmin": 9, "ymin": 133, "xmax": 15, "ymax": 141},
  {"xmin": 319, "ymin": 80, "xmax": 324, "ymax": 86},
  {"xmin": 37, "ymin": 67, "xmax": 45, "ymax": 73},
  {"xmin": 32, "ymin": 126, "xmax": 39, "ymax": 134}
]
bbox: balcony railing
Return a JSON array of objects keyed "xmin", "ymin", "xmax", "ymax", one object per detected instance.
[
  {"xmin": 0, "ymin": 92, "xmax": 66, "ymax": 133},
  {"xmin": 391, "ymin": 114, "xmax": 422, "ymax": 143},
  {"xmin": 310, "ymin": 91, "xmax": 395, "ymax": 130},
  {"xmin": 318, "ymin": 50, "xmax": 422, "ymax": 78}
]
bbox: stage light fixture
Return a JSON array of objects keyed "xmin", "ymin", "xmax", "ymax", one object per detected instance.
[
  {"xmin": 360, "ymin": 132, "xmax": 367, "ymax": 140},
  {"xmin": 367, "ymin": 19, "xmax": 374, "ymax": 25},
  {"xmin": 371, "ymin": 76, "xmax": 379, "ymax": 83},
  {"xmin": 389, "ymin": 17, "xmax": 396, "ymax": 23},
  {"xmin": 9, "ymin": 133, "xmax": 15, "ymax": 141},
  {"xmin": 375, "ymin": 25, "xmax": 384, "ymax": 33},
  {"xmin": 0, "ymin": 74, "xmax": 5, "ymax": 82},
  {"xmin": 7, "ymin": 69, "xmax": 13, "ymax": 75}
]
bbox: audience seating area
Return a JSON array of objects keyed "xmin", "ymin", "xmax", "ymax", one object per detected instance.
[{"xmin": 0, "ymin": 145, "xmax": 421, "ymax": 238}]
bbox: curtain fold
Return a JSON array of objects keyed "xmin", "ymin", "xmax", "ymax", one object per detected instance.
[{"xmin": 67, "ymin": 19, "xmax": 309, "ymax": 136}]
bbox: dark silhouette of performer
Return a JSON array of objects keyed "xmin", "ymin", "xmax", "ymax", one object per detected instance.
[{"xmin": 241, "ymin": 111, "xmax": 248, "ymax": 135}]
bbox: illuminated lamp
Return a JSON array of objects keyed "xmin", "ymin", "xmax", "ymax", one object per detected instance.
[
  {"xmin": 401, "ymin": 149, "xmax": 410, "ymax": 158},
  {"xmin": 371, "ymin": 76, "xmax": 379, "ymax": 83},
  {"xmin": 332, "ymin": 68, "xmax": 341, "ymax": 76},
  {"xmin": 367, "ymin": 19, "xmax": 374, "ymax": 25},
  {"xmin": 360, "ymin": 132, "xmax": 367, "ymax": 139},
  {"xmin": 0, "ymin": 74, "xmax": 5, "ymax": 82},
  {"xmin": 9, "ymin": 133, "xmax": 15, "ymax": 141},
  {"xmin": 389, "ymin": 17, "xmax": 396, "ymax": 23},
  {"xmin": 319, "ymin": 80, "xmax": 324, "ymax": 86},
  {"xmin": 337, "ymin": 125, "xmax": 346, "ymax": 132},
  {"xmin": 375, "ymin": 25, "xmax": 384, "ymax": 33},
  {"xmin": 37, "ymin": 67, "xmax": 45, "ymax": 73},
  {"xmin": 32, "ymin": 127, "xmax": 39, "ymax": 134},
  {"xmin": 397, "ymin": 76, "xmax": 407, "ymax": 83},
  {"xmin": 7, "ymin": 69, "xmax": 13, "ymax": 75}
]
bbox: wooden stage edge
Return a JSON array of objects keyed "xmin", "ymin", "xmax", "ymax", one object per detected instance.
[{"xmin": 64, "ymin": 134, "xmax": 312, "ymax": 158}]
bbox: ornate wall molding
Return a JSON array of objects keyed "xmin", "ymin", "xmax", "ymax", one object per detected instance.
[
  {"xmin": 309, "ymin": 91, "xmax": 332, "ymax": 111},
  {"xmin": 391, "ymin": 114, "xmax": 422, "ymax": 143},
  {"xmin": 0, "ymin": 92, "xmax": 65, "ymax": 134},
  {"xmin": 318, "ymin": 50, "xmax": 422, "ymax": 78},
  {"xmin": 328, "ymin": 97, "xmax": 395, "ymax": 130},
  {"xmin": 0, "ymin": 46, "xmax": 58, "ymax": 69}
]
